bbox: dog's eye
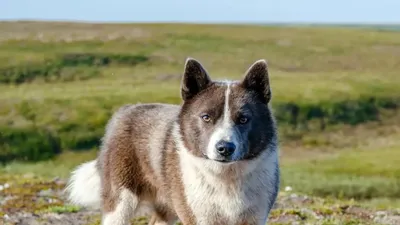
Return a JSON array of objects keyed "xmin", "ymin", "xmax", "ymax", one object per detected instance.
[
  {"xmin": 201, "ymin": 114, "xmax": 211, "ymax": 122},
  {"xmin": 239, "ymin": 116, "xmax": 249, "ymax": 124}
]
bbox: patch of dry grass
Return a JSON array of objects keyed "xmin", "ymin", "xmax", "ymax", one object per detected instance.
[{"xmin": 1, "ymin": 173, "xmax": 399, "ymax": 224}]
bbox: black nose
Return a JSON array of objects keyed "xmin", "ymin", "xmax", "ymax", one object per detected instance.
[{"xmin": 215, "ymin": 141, "xmax": 236, "ymax": 157}]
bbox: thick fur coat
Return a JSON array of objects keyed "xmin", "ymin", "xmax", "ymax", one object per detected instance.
[{"xmin": 66, "ymin": 58, "xmax": 280, "ymax": 225}]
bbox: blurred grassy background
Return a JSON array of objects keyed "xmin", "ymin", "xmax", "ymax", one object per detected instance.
[{"xmin": 1, "ymin": 21, "xmax": 400, "ymax": 209}]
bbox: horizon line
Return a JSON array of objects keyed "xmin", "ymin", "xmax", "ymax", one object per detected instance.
[{"xmin": 1, "ymin": 19, "xmax": 400, "ymax": 26}]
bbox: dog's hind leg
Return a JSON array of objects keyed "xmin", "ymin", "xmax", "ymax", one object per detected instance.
[{"xmin": 101, "ymin": 187, "xmax": 138, "ymax": 225}]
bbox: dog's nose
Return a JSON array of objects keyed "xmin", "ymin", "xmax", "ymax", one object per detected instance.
[{"xmin": 215, "ymin": 141, "xmax": 236, "ymax": 157}]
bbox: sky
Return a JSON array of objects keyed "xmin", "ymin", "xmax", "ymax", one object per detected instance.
[{"xmin": 2, "ymin": 0, "xmax": 400, "ymax": 24}]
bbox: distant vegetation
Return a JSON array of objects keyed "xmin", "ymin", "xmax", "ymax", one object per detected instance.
[
  {"xmin": 1, "ymin": 21, "xmax": 400, "ymax": 162},
  {"xmin": 0, "ymin": 53, "xmax": 148, "ymax": 84},
  {"xmin": 260, "ymin": 23, "xmax": 400, "ymax": 31}
]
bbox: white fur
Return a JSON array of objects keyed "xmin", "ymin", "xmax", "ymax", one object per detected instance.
[
  {"xmin": 102, "ymin": 188, "xmax": 138, "ymax": 225},
  {"xmin": 148, "ymin": 109, "xmax": 172, "ymax": 180},
  {"xmin": 172, "ymin": 122, "xmax": 279, "ymax": 225},
  {"xmin": 65, "ymin": 160, "xmax": 101, "ymax": 209},
  {"xmin": 206, "ymin": 82, "xmax": 242, "ymax": 160},
  {"xmin": 101, "ymin": 189, "xmax": 174, "ymax": 225}
]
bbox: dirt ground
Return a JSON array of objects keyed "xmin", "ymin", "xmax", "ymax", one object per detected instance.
[{"xmin": 1, "ymin": 175, "xmax": 400, "ymax": 225}]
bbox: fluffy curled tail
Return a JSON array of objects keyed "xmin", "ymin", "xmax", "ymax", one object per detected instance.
[{"xmin": 64, "ymin": 160, "xmax": 101, "ymax": 209}]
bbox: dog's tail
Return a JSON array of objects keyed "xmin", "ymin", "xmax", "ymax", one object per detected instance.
[{"xmin": 64, "ymin": 160, "xmax": 101, "ymax": 209}]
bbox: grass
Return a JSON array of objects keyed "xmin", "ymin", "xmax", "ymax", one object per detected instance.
[
  {"xmin": 0, "ymin": 150, "xmax": 97, "ymax": 178},
  {"xmin": 43, "ymin": 205, "xmax": 81, "ymax": 214},
  {"xmin": 0, "ymin": 53, "xmax": 148, "ymax": 84},
  {"xmin": 1, "ymin": 22, "xmax": 400, "ymax": 162},
  {"xmin": 282, "ymin": 147, "xmax": 400, "ymax": 200}
]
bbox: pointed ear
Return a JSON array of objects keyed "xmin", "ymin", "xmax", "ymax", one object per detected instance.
[
  {"xmin": 181, "ymin": 58, "xmax": 211, "ymax": 101},
  {"xmin": 241, "ymin": 59, "xmax": 271, "ymax": 104}
]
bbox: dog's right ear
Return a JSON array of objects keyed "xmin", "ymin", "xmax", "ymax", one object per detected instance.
[{"xmin": 181, "ymin": 58, "xmax": 211, "ymax": 101}]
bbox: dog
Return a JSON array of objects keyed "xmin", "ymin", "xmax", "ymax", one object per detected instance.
[{"xmin": 65, "ymin": 58, "xmax": 280, "ymax": 225}]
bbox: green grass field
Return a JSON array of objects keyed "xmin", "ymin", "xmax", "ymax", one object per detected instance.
[{"xmin": 1, "ymin": 21, "xmax": 400, "ymax": 224}]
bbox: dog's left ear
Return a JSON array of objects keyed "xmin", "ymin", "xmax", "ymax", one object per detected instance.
[
  {"xmin": 181, "ymin": 57, "xmax": 211, "ymax": 101},
  {"xmin": 241, "ymin": 59, "xmax": 271, "ymax": 104}
]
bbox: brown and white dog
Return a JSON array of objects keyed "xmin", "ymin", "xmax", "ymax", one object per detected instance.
[{"xmin": 65, "ymin": 58, "xmax": 280, "ymax": 225}]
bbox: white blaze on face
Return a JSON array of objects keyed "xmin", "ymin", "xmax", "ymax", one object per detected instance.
[{"xmin": 206, "ymin": 82, "xmax": 241, "ymax": 161}]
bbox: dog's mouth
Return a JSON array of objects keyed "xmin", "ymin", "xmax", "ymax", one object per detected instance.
[
  {"xmin": 202, "ymin": 153, "xmax": 239, "ymax": 164},
  {"xmin": 214, "ymin": 159, "xmax": 232, "ymax": 163}
]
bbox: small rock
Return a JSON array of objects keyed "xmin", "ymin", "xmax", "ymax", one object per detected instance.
[
  {"xmin": 376, "ymin": 211, "xmax": 387, "ymax": 217},
  {"xmin": 3, "ymin": 214, "xmax": 11, "ymax": 220},
  {"xmin": 290, "ymin": 193, "xmax": 298, "ymax": 198},
  {"xmin": 45, "ymin": 212, "xmax": 63, "ymax": 219},
  {"xmin": 0, "ymin": 183, "xmax": 10, "ymax": 191},
  {"xmin": 52, "ymin": 177, "xmax": 67, "ymax": 186},
  {"xmin": 38, "ymin": 189, "xmax": 55, "ymax": 196},
  {"xmin": 48, "ymin": 198, "xmax": 60, "ymax": 204},
  {"xmin": 301, "ymin": 208, "xmax": 319, "ymax": 219},
  {"xmin": 374, "ymin": 215, "xmax": 400, "ymax": 225},
  {"xmin": 284, "ymin": 186, "xmax": 293, "ymax": 192},
  {"xmin": 21, "ymin": 212, "xmax": 33, "ymax": 218}
]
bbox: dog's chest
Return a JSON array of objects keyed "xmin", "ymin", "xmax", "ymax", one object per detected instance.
[{"xmin": 179, "ymin": 164, "xmax": 268, "ymax": 224}]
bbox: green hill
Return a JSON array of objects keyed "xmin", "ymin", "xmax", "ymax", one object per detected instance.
[{"xmin": 1, "ymin": 21, "xmax": 400, "ymax": 162}]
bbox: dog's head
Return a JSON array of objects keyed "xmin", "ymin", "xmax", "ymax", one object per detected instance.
[{"xmin": 178, "ymin": 58, "xmax": 277, "ymax": 164}]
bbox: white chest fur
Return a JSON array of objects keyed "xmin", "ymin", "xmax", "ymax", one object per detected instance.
[{"xmin": 178, "ymin": 150, "xmax": 278, "ymax": 225}]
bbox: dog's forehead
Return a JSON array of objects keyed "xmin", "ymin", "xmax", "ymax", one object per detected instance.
[
  {"xmin": 189, "ymin": 83, "xmax": 225, "ymax": 112},
  {"xmin": 229, "ymin": 83, "xmax": 254, "ymax": 105},
  {"xmin": 193, "ymin": 81, "xmax": 250, "ymax": 113}
]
